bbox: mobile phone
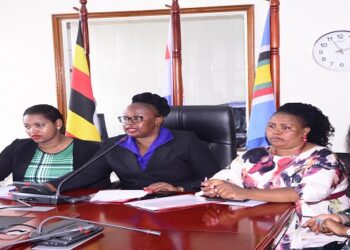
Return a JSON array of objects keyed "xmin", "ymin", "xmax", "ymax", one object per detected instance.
[{"xmin": 13, "ymin": 182, "xmax": 54, "ymax": 195}]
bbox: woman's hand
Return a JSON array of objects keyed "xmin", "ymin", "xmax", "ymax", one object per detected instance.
[
  {"xmin": 201, "ymin": 179, "xmax": 248, "ymax": 200},
  {"xmin": 303, "ymin": 214, "xmax": 348, "ymax": 236},
  {"xmin": 322, "ymin": 219, "xmax": 349, "ymax": 236},
  {"xmin": 44, "ymin": 182, "xmax": 57, "ymax": 192},
  {"xmin": 144, "ymin": 182, "xmax": 179, "ymax": 193}
]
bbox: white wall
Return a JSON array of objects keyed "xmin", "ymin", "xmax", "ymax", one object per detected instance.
[
  {"xmin": 280, "ymin": 0, "xmax": 350, "ymax": 151},
  {"xmin": 0, "ymin": 0, "xmax": 349, "ymax": 153}
]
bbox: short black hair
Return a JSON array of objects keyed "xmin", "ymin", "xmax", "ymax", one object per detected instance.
[
  {"xmin": 23, "ymin": 104, "xmax": 65, "ymax": 133},
  {"xmin": 275, "ymin": 102, "xmax": 334, "ymax": 147},
  {"xmin": 132, "ymin": 92, "xmax": 170, "ymax": 117}
]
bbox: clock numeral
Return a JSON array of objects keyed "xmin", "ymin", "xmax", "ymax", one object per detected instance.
[{"xmin": 313, "ymin": 31, "xmax": 350, "ymax": 71}]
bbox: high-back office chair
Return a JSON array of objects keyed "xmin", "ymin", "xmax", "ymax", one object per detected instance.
[
  {"xmin": 97, "ymin": 113, "xmax": 109, "ymax": 140},
  {"xmin": 163, "ymin": 106, "xmax": 237, "ymax": 169},
  {"xmin": 336, "ymin": 152, "xmax": 350, "ymax": 196}
]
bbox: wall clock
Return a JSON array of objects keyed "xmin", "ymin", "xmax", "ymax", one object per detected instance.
[{"xmin": 312, "ymin": 30, "xmax": 350, "ymax": 71}]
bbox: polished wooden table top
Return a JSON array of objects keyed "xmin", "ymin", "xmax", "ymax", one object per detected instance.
[{"xmin": 0, "ymin": 191, "xmax": 295, "ymax": 250}]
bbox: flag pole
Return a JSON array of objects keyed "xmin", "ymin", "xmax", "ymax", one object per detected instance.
[
  {"xmin": 79, "ymin": 0, "xmax": 90, "ymax": 69},
  {"xmin": 65, "ymin": 0, "xmax": 101, "ymax": 141},
  {"xmin": 170, "ymin": 0, "xmax": 183, "ymax": 106},
  {"xmin": 270, "ymin": 0, "xmax": 280, "ymax": 109}
]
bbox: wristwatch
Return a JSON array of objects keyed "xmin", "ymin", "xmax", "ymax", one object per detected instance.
[{"xmin": 346, "ymin": 228, "xmax": 350, "ymax": 236}]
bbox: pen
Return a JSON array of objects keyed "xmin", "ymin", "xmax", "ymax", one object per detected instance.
[
  {"xmin": 202, "ymin": 177, "xmax": 209, "ymax": 187},
  {"xmin": 191, "ymin": 177, "xmax": 209, "ymax": 190},
  {"xmin": 192, "ymin": 177, "xmax": 208, "ymax": 190}
]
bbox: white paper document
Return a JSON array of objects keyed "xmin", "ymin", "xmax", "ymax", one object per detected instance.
[
  {"xmin": 195, "ymin": 191, "xmax": 266, "ymax": 207},
  {"xmin": 0, "ymin": 185, "xmax": 16, "ymax": 199},
  {"xmin": 125, "ymin": 194, "xmax": 213, "ymax": 211},
  {"xmin": 125, "ymin": 193, "xmax": 267, "ymax": 212},
  {"xmin": 90, "ymin": 190, "xmax": 149, "ymax": 203},
  {"xmin": 209, "ymin": 199, "xmax": 267, "ymax": 207}
]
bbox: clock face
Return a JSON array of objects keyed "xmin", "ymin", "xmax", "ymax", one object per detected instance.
[{"xmin": 312, "ymin": 30, "xmax": 350, "ymax": 71}]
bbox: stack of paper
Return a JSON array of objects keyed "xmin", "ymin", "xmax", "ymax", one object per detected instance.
[
  {"xmin": 125, "ymin": 194, "xmax": 267, "ymax": 212},
  {"xmin": 90, "ymin": 190, "xmax": 148, "ymax": 203},
  {"xmin": 208, "ymin": 199, "xmax": 267, "ymax": 207},
  {"xmin": 125, "ymin": 194, "xmax": 213, "ymax": 211},
  {"xmin": 195, "ymin": 191, "xmax": 267, "ymax": 207},
  {"xmin": 0, "ymin": 185, "xmax": 16, "ymax": 200}
]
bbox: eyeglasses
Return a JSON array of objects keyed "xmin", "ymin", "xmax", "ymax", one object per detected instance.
[{"xmin": 117, "ymin": 115, "xmax": 154, "ymax": 123}]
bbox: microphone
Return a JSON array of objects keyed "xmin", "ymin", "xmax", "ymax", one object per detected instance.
[
  {"xmin": 0, "ymin": 216, "xmax": 161, "ymax": 249},
  {"xmin": 0, "ymin": 220, "xmax": 101, "ymax": 249},
  {"xmin": 12, "ymin": 136, "xmax": 128, "ymax": 205},
  {"xmin": 55, "ymin": 135, "xmax": 128, "ymax": 200},
  {"xmin": 35, "ymin": 215, "xmax": 161, "ymax": 236}
]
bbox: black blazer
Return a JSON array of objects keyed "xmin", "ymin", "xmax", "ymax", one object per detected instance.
[
  {"xmin": 0, "ymin": 138, "xmax": 101, "ymax": 183},
  {"xmin": 55, "ymin": 130, "xmax": 221, "ymax": 192}
]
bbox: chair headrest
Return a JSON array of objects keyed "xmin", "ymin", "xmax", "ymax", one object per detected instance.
[{"xmin": 163, "ymin": 105, "xmax": 237, "ymax": 169}]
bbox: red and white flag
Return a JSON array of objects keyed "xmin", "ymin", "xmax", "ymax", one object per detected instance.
[{"xmin": 163, "ymin": 19, "xmax": 173, "ymax": 105}]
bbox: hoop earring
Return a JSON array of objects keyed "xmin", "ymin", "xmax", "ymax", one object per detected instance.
[{"xmin": 303, "ymin": 134, "xmax": 307, "ymax": 142}]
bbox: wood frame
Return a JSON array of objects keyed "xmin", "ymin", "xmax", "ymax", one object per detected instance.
[
  {"xmin": 270, "ymin": 0, "xmax": 280, "ymax": 108},
  {"xmin": 52, "ymin": 5, "xmax": 255, "ymax": 120}
]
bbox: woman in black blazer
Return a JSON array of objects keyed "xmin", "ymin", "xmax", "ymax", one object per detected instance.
[
  {"xmin": 0, "ymin": 104, "xmax": 101, "ymax": 185},
  {"xmin": 51, "ymin": 92, "xmax": 221, "ymax": 192}
]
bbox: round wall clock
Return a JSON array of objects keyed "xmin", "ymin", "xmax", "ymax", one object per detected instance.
[{"xmin": 312, "ymin": 30, "xmax": 350, "ymax": 71}]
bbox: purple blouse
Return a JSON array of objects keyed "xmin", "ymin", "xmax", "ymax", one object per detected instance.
[{"xmin": 119, "ymin": 127, "xmax": 174, "ymax": 170}]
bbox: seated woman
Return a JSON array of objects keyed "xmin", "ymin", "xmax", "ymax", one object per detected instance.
[
  {"xmin": 50, "ymin": 92, "xmax": 221, "ymax": 192},
  {"xmin": 302, "ymin": 126, "xmax": 350, "ymax": 249},
  {"xmin": 201, "ymin": 102, "xmax": 350, "ymax": 249},
  {"xmin": 0, "ymin": 104, "xmax": 101, "ymax": 184}
]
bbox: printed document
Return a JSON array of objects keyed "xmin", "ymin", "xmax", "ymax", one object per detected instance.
[
  {"xmin": 125, "ymin": 194, "xmax": 213, "ymax": 211},
  {"xmin": 90, "ymin": 190, "xmax": 148, "ymax": 203},
  {"xmin": 126, "ymin": 194, "xmax": 267, "ymax": 212}
]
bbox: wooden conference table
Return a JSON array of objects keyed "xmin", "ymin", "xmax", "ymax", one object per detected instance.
[{"xmin": 0, "ymin": 190, "xmax": 295, "ymax": 250}]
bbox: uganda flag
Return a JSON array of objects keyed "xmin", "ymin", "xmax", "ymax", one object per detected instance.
[
  {"xmin": 65, "ymin": 22, "xmax": 101, "ymax": 141},
  {"xmin": 246, "ymin": 9, "xmax": 275, "ymax": 149}
]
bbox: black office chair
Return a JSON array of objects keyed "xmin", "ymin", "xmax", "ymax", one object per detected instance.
[
  {"xmin": 97, "ymin": 113, "xmax": 109, "ymax": 140},
  {"xmin": 336, "ymin": 152, "xmax": 350, "ymax": 197},
  {"xmin": 163, "ymin": 105, "xmax": 237, "ymax": 169}
]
